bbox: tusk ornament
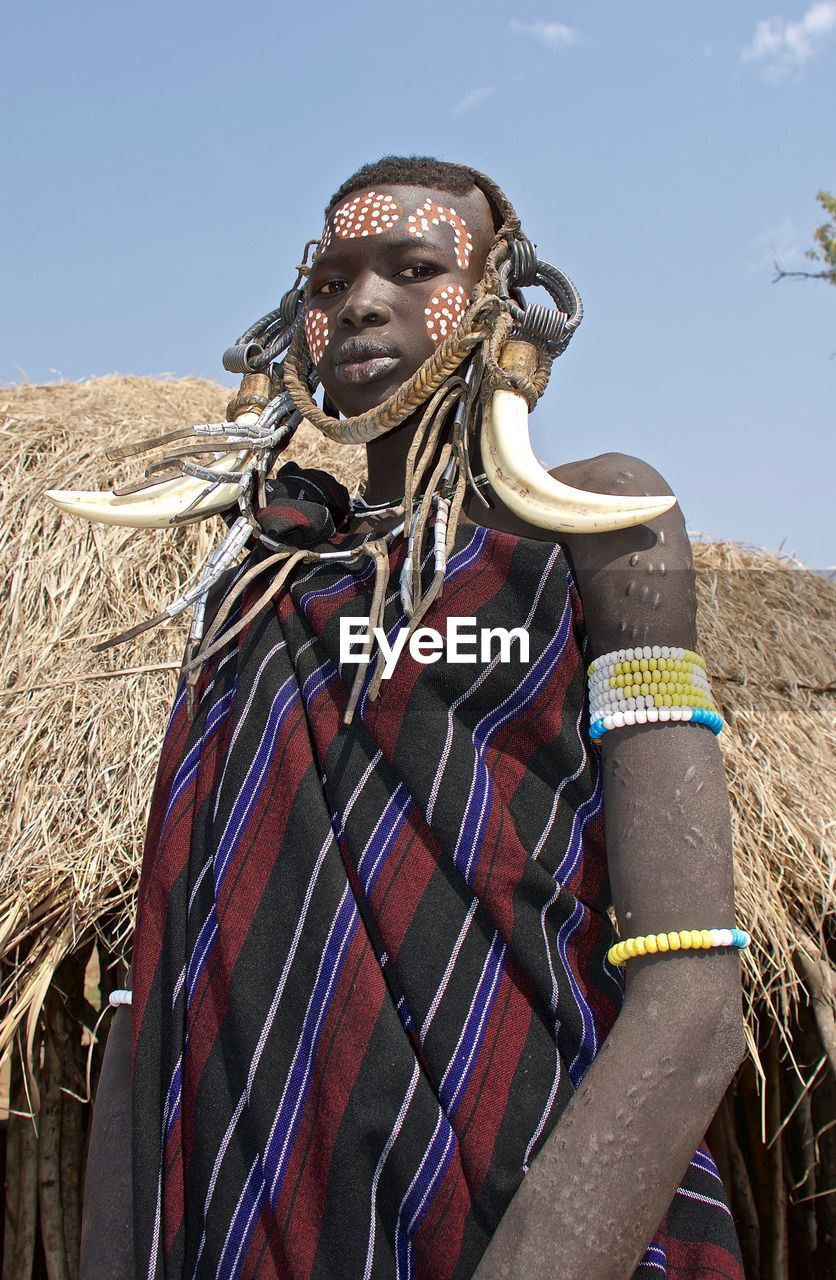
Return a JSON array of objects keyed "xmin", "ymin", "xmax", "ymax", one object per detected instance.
[
  {"xmin": 483, "ymin": 386, "xmax": 676, "ymax": 534},
  {"xmin": 44, "ymin": 414, "xmax": 262, "ymax": 529}
]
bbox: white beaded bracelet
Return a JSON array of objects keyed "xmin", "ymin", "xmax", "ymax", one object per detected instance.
[
  {"xmin": 108, "ymin": 988, "xmax": 133, "ymax": 1007},
  {"xmin": 587, "ymin": 646, "xmax": 723, "ymax": 741}
]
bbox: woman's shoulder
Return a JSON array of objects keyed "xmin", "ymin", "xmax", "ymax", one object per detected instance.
[
  {"xmin": 548, "ymin": 451, "xmax": 674, "ymax": 500},
  {"xmin": 462, "ymin": 453, "xmax": 675, "ymax": 545},
  {"xmin": 545, "ymin": 453, "xmax": 697, "ymax": 657}
]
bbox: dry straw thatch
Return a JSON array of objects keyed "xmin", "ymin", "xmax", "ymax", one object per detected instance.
[
  {"xmin": 1, "ymin": 375, "xmax": 834, "ymax": 1084},
  {"xmin": 2, "ymin": 374, "xmax": 834, "ymax": 1280}
]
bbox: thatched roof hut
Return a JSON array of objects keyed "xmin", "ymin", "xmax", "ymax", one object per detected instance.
[{"xmin": 1, "ymin": 376, "xmax": 834, "ymax": 1279}]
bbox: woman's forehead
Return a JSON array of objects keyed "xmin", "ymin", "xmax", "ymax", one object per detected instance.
[
  {"xmin": 316, "ymin": 184, "xmax": 494, "ymax": 266},
  {"xmin": 326, "ymin": 183, "xmax": 492, "ymax": 224}
]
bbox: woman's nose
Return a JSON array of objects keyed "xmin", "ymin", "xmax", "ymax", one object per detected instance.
[{"xmin": 336, "ymin": 277, "xmax": 392, "ymax": 329}]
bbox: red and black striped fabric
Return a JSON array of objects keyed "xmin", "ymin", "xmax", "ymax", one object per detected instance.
[{"xmin": 131, "ymin": 462, "xmax": 744, "ymax": 1279}]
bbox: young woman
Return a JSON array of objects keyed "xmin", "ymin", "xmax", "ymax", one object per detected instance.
[{"xmin": 78, "ymin": 157, "xmax": 747, "ymax": 1280}]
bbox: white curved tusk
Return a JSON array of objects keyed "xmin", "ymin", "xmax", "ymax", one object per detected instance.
[
  {"xmin": 44, "ymin": 415, "xmax": 261, "ymax": 529},
  {"xmin": 483, "ymin": 388, "xmax": 677, "ymax": 533}
]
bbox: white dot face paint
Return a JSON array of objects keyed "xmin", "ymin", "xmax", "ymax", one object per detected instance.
[
  {"xmin": 331, "ymin": 191, "xmax": 402, "ymax": 239},
  {"xmin": 424, "ymin": 284, "xmax": 469, "ymax": 345},
  {"xmin": 314, "ymin": 191, "xmax": 401, "ymax": 260},
  {"xmin": 304, "ymin": 308, "xmax": 330, "ymax": 364},
  {"xmin": 406, "ymin": 199, "xmax": 474, "ymax": 268},
  {"xmin": 315, "ymin": 190, "xmax": 476, "ymax": 270}
]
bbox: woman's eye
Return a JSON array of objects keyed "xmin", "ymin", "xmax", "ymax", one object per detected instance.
[
  {"xmin": 398, "ymin": 264, "xmax": 437, "ymax": 280},
  {"xmin": 315, "ymin": 280, "xmax": 346, "ymax": 296}
]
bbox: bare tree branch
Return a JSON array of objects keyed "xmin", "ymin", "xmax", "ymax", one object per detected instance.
[{"xmin": 772, "ymin": 258, "xmax": 836, "ymax": 285}]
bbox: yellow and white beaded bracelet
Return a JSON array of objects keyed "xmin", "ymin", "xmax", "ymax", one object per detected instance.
[
  {"xmin": 587, "ymin": 645, "xmax": 723, "ymax": 741},
  {"xmin": 607, "ymin": 928, "xmax": 750, "ymax": 967}
]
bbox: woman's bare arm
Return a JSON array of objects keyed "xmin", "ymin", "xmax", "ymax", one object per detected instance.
[
  {"xmin": 472, "ymin": 454, "xmax": 746, "ymax": 1280},
  {"xmin": 80, "ymin": 1003, "xmax": 133, "ymax": 1277}
]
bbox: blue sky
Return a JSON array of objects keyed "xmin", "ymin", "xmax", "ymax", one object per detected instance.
[{"xmin": 3, "ymin": 1, "xmax": 834, "ymax": 565}]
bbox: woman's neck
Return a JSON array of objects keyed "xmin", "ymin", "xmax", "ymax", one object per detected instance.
[
  {"xmin": 359, "ymin": 409, "xmax": 429, "ymax": 507},
  {"xmin": 340, "ymin": 410, "xmax": 536, "ymax": 539}
]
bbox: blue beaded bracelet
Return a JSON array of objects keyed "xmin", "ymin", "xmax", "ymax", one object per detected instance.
[{"xmin": 589, "ymin": 705, "xmax": 724, "ymax": 741}]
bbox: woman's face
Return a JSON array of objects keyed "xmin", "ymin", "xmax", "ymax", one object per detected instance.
[{"xmin": 304, "ymin": 183, "xmax": 495, "ymax": 419}]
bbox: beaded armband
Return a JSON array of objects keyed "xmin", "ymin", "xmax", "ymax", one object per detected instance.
[
  {"xmin": 588, "ymin": 645, "xmax": 723, "ymax": 742},
  {"xmin": 109, "ymin": 988, "xmax": 133, "ymax": 1007},
  {"xmin": 608, "ymin": 927, "xmax": 750, "ymax": 967}
]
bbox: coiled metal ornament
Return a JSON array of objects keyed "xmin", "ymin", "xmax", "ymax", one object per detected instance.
[{"xmin": 499, "ymin": 237, "xmax": 583, "ymax": 356}]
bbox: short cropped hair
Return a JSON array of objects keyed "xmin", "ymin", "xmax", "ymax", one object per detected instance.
[{"xmin": 326, "ymin": 155, "xmax": 506, "ymax": 231}]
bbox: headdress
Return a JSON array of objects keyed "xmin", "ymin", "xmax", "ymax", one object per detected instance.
[{"xmin": 45, "ymin": 164, "xmax": 675, "ymax": 721}]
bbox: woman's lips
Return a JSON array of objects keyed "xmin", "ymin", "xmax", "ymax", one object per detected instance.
[{"xmin": 334, "ymin": 355, "xmax": 400, "ymax": 385}]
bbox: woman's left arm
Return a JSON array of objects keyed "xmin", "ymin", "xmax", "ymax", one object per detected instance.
[{"xmin": 472, "ymin": 453, "xmax": 746, "ymax": 1280}]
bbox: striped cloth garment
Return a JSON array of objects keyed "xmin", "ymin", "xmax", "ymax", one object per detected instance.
[{"xmin": 130, "ymin": 462, "xmax": 744, "ymax": 1280}]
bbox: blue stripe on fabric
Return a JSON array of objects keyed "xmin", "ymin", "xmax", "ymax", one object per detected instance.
[
  {"xmin": 262, "ymin": 892, "xmax": 361, "ymax": 1204},
  {"xmin": 639, "ymin": 1239, "xmax": 668, "ymax": 1274},
  {"xmin": 186, "ymin": 915, "xmax": 219, "ymax": 1005},
  {"xmin": 550, "ymin": 763, "xmax": 605, "ymax": 1085},
  {"xmin": 691, "ymin": 1148, "xmax": 723, "ymax": 1183},
  {"xmin": 438, "ymin": 934, "xmax": 507, "ymax": 1120},
  {"xmin": 554, "ymin": 767, "xmax": 605, "ymax": 1053},
  {"xmin": 160, "ymin": 569, "xmax": 252, "ymax": 838},
  {"xmin": 553, "ymin": 764, "xmax": 603, "ymax": 886},
  {"xmin": 358, "ymin": 783, "xmax": 411, "ymax": 895},
  {"xmin": 163, "ymin": 1055, "xmax": 182, "ymax": 1143},
  {"xmin": 222, "ymin": 783, "xmax": 421, "ymax": 1276},
  {"xmin": 396, "ymin": 997, "xmax": 414, "ymax": 1034},
  {"xmin": 394, "ymin": 1115, "xmax": 457, "ymax": 1280},
  {"xmin": 184, "ymin": 654, "xmax": 347, "ymax": 1013},
  {"xmin": 161, "ymin": 688, "xmax": 235, "ymax": 834},
  {"xmin": 211, "ymin": 674, "xmax": 299, "ymax": 894},
  {"xmin": 456, "ymin": 588, "xmax": 572, "ymax": 886},
  {"xmin": 259, "ymin": 789, "xmax": 414, "ymax": 1206},
  {"xmin": 215, "ymin": 1155, "xmax": 267, "ymax": 1280},
  {"xmin": 556, "ymin": 897, "xmax": 597, "ymax": 1087},
  {"xmin": 297, "ymin": 556, "xmax": 376, "ymax": 614},
  {"xmin": 157, "ymin": 684, "xmax": 237, "ymax": 1148},
  {"xmin": 356, "ymin": 526, "xmax": 489, "ymax": 718}
]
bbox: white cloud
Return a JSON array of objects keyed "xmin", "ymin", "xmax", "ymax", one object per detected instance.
[
  {"xmin": 452, "ymin": 85, "xmax": 497, "ymax": 115},
  {"xmin": 508, "ymin": 19, "xmax": 577, "ymax": 46},
  {"xmin": 742, "ymin": 1, "xmax": 836, "ymax": 79}
]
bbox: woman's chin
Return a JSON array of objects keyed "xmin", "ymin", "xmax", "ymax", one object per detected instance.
[{"xmin": 324, "ymin": 370, "xmax": 412, "ymax": 420}]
